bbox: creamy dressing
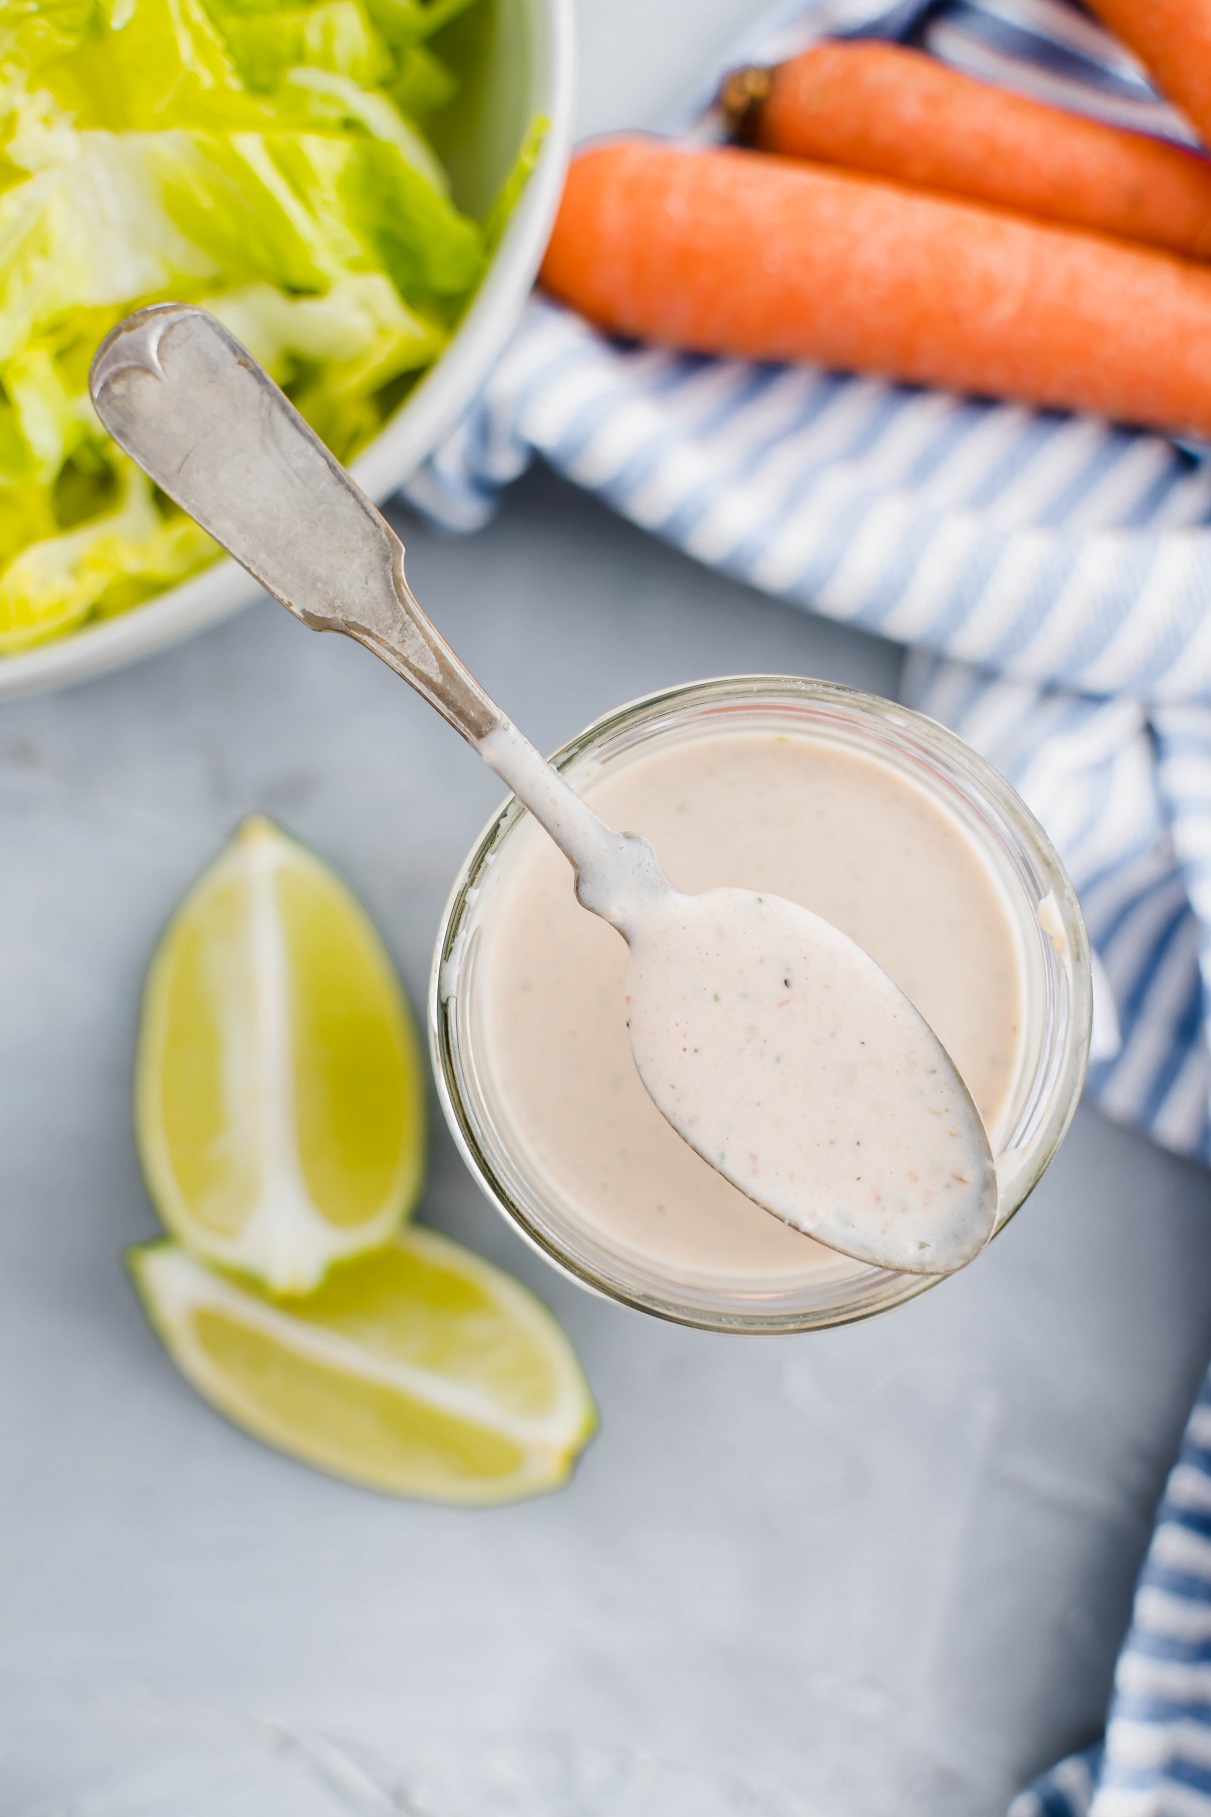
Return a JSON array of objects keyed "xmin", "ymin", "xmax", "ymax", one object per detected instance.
[
  {"xmin": 469, "ymin": 726, "xmax": 1025, "ymax": 1285},
  {"xmin": 477, "ymin": 721, "xmax": 1001, "ymax": 1275}
]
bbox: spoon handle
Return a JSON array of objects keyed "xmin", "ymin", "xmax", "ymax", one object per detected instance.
[{"xmin": 89, "ymin": 304, "xmax": 500, "ymax": 744}]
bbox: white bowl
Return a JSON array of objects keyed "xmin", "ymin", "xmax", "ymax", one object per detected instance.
[{"xmin": 0, "ymin": 0, "xmax": 573, "ymax": 701}]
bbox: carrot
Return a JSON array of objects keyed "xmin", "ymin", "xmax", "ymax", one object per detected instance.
[
  {"xmin": 1084, "ymin": 2, "xmax": 1211, "ymax": 154},
  {"xmin": 722, "ymin": 40, "xmax": 1211, "ymax": 261},
  {"xmin": 539, "ymin": 139, "xmax": 1211, "ymax": 440}
]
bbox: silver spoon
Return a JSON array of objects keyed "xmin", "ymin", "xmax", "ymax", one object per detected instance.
[{"xmin": 90, "ymin": 304, "xmax": 996, "ymax": 1276}]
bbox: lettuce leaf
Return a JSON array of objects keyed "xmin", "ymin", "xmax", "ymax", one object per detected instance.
[
  {"xmin": 0, "ymin": 469, "xmax": 213, "ymax": 654},
  {"xmin": 0, "ymin": 0, "xmax": 513, "ymax": 657}
]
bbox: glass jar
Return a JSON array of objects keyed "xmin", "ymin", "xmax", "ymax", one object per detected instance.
[{"xmin": 430, "ymin": 676, "xmax": 1092, "ymax": 1333}]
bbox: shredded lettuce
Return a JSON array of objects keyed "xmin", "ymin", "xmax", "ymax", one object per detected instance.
[{"xmin": 0, "ymin": 0, "xmax": 514, "ymax": 657}]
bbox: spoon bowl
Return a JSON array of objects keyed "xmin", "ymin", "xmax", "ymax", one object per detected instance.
[{"xmin": 625, "ymin": 886, "xmax": 995, "ymax": 1274}]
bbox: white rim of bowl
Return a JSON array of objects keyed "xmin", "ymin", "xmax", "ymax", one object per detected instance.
[{"xmin": 0, "ymin": 0, "xmax": 575, "ymax": 702}]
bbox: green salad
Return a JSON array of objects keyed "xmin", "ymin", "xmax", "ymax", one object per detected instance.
[{"xmin": 0, "ymin": 0, "xmax": 523, "ymax": 656}]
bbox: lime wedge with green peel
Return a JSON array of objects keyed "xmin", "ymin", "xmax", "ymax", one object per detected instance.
[
  {"xmin": 136, "ymin": 816, "xmax": 424, "ymax": 1294},
  {"xmin": 129, "ymin": 1233, "xmax": 598, "ymax": 1504}
]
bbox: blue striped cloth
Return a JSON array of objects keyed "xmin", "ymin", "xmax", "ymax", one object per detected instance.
[{"xmin": 404, "ymin": 7, "xmax": 1211, "ymax": 1811}]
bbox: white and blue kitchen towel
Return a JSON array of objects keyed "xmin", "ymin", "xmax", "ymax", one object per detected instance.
[{"xmin": 406, "ymin": 3, "xmax": 1211, "ymax": 1811}]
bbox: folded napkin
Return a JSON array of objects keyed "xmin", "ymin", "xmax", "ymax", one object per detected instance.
[{"xmin": 405, "ymin": 3, "xmax": 1211, "ymax": 1810}]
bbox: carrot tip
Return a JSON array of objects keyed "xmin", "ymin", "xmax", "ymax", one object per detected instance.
[{"xmin": 719, "ymin": 64, "xmax": 773, "ymax": 143}]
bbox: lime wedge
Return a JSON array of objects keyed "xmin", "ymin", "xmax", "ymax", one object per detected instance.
[
  {"xmin": 129, "ymin": 1232, "xmax": 597, "ymax": 1504},
  {"xmin": 135, "ymin": 816, "xmax": 424, "ymax": 1294}
]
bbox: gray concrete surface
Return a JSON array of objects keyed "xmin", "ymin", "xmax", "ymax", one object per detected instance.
[
  {"xmin": 4, "ymin": 5, "xmax": 1211, "ymax": 1812},
  {"xmin": 5, "ymin": 468, "xmax": 1211, "ymax": 1816}
]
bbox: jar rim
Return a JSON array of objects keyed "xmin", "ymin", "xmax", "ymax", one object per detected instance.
[{"xmin": 429, "ymin": 675, "xmax": 1092, "ymax": 1334}]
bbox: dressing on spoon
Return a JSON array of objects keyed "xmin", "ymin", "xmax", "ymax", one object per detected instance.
[
  {"xmin": 479, "ymin": 720, "xmax": 996, "ymax": 1275},
  {"xmin": 90, "ymin": 303, "xmax": 996, "ymax": 1277}
]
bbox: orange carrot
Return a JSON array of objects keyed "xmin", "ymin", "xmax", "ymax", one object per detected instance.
[
  {"xmin": 539, "ymin": 139, "xmax": 1211, "ymax": 439},
  {"xmin": 1085, "ymin": 2, "xmax": 1211, "ymax": 154},
  {"xmin": 722, "ymin": 40, "xmax": 1211, "ymax": 260}
]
